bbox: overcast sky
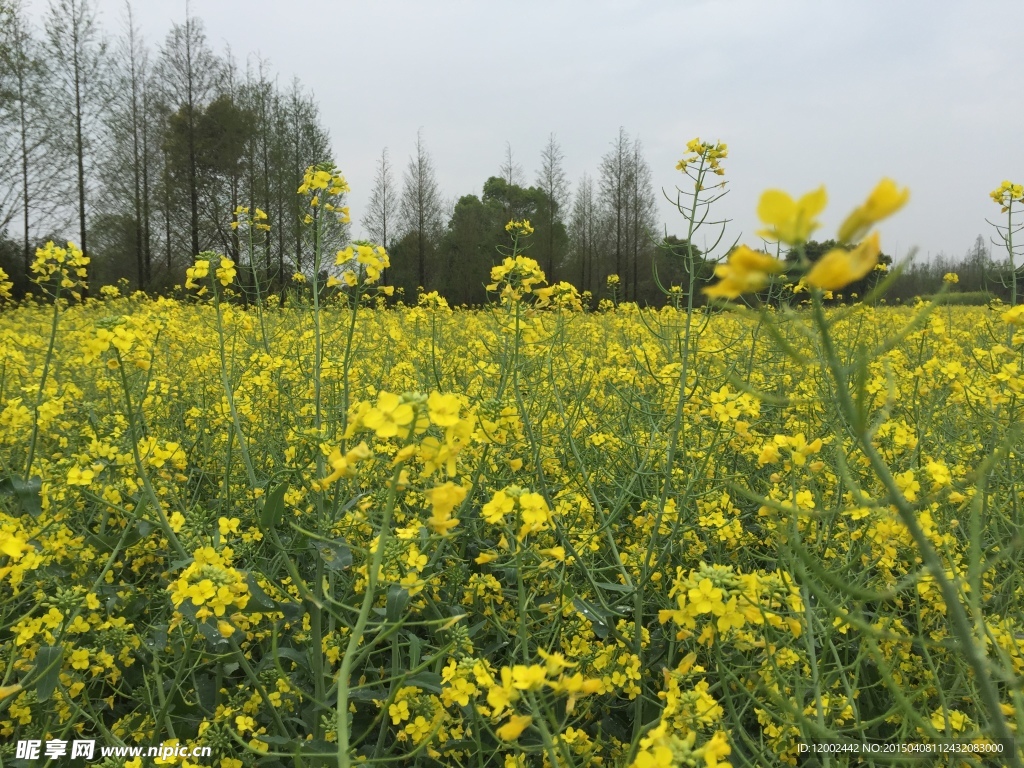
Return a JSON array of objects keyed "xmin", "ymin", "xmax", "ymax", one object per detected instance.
[{"xmin": 25, "ymin": 0, "xmax": 1024, "ymax": 264}]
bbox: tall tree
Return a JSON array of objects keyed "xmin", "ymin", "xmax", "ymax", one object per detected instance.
[
  {"xmin": 398, "ymin": 130, "xmax": 444, "ymax": 290},
  {"xmin": 194, "ymin": 93, "xmax": 253, "ymax": 256},
  {"xmin": 0, "ymin": 0, "xmax": 22, "ymax": 235},
  {"xmin": 627, "ymin": 137, "xmax": 658, "ymax": 302},
  {"xmin": 364, "ymin": 149, "xmax": 397, "ymax": 251},
  {"xmin": 534, "ymin": 132, "xmax": 570, "ymax": 281},
  {"xmin": 0, "ymin": 0, "xmax": 59, "ymax": 274},
  {"xmin": 240, "ymin": 56, "xmax": 274, "ymax": 272},
  {"xmin": 155, "ymin": 12, "xmax": 220, "ymax": 259},
  {"xmin": 282, "ymin": 79, "xmax": 333, "ymax": 273},
  {"xmin": 569, "ymin": 173, "xmax": 601, "ymax": 298},
  {"xmin": 439, "ymin": 193, "xmax": 494, "ymax": 305},
  {"xmin": 499, "ymin": 141, "xmax": 524, "ymax": 188},
  {"xmin": 362, "ymin": 147, "xmax": 398, "ymax": 286},
  {"xmin": 98, "ymin": 1, "xmax": 153, "ymax": 287},
  {"xmin": 498, "ymin": 141, "xmax": 524, "ymax": 224},
  {"xmin": 44, "ymin": 0, "xmax": 108, "ymax": 261},
  {"xmin": 598, "ymin": 127, "xmax": 634, "ymax": 297}
]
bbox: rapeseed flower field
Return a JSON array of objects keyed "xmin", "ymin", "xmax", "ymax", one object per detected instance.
[{"xmin": 1, "ymin": 147, "xmax": 1023, "ymax": 767}]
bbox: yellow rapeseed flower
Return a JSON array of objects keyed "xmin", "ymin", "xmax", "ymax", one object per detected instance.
[
  {"xmin": 510, "ymin": 664, "xmax": 546, "ymax": 690},
  {"xmin": 481, "ymin": 490, "xmax": 514, "ymax": 524},
  {"xmin": 364, "ymin": 392, "xmax": 415, "ymax": 438},
  {"xmin": 504, "ymin": 220, "xmax": 535, "ymax": 237},
  {"xmin": 704, "ymin": 246, "xmax": 784, "ymax": 299},
  {"xmin": 496, "ymin": 714, "xmax": 532, "ymax": 741},
  {"xmin": 804, "ymin": 232, "xmax": 881, "ymax": 291},
  {"xmin": 427, "ymin": 391, "xmax": 461, "ymax": 427},
  {"xmin": 426, "ymin": 482, "xmax": 466, "ymax": 535},
  {"xmin": 1002, "ymin": 305, "xmax": 1024, "ymax": 326},
  {"xmin": 216, "ymin": 257, "xmax": 236, "ymax": 287},
  {"xmin": 837, "ymin": 178, "xmax": 910, "ymax": 243},
  {"xmin": 757, "ymin": 186, "xmax": 827, "ymax": 245},
  {"xmin": 990, "ymin": 179, "xmax": 1024, "ymax": 212}
]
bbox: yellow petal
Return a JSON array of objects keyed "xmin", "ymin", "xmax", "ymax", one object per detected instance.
[
  {"xmin": 496, "ymin": 714, "xmax": 532, "ymax": 741},
  {"xmin": 798, "ymin": 186, "xmax": 829, "ymax": 218},
  {"xmin": 838, "ymin": 179, "xmax": 909, "ymax": 243},
  {"xmin": 805, "ymin": 232, "xmax": 881, "ymax": 291},
  {"xmin": 756, "ymin": 190, "xmax": 795, "ymax": 226}
]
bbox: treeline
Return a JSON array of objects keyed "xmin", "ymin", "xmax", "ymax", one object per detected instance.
[
  {"xmin": 5, "ymin": 3, "xmax": 1004, "ymax": 309},
  {"xmin": 0, "ymin": 0, "xmax": 693, "ymax": 307},
  {"xmin": 0, "ymin": 0, "xmax": 335, "ymax": 296},
  {"xmin": 777, "ymin": 237, "xmax": 1017, "ymax": 306},
  {"xmin": 368, "ymin": 129, "xmax": 694, "ymax": 306},
  {"xmin": 884, "ymin": 235, "xmax": 1015, "ymax": 304}
]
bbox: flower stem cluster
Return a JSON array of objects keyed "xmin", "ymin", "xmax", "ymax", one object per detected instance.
[
  {"xmin": 297, "ymin": 163, "xmax": 350, "ymax": 224},
  {"xmin": 991, "ymin": 180, "xmax": 1023, "ymax": 213},
  {"xmin": 487, "ymin": 255, "xmax": 548, "ymax": 303},
  {"xmin": 168, "ymin": 546, "xmax": 250, "ymax": 638},
  {"xmin": 231, "ymin": 205, "xmax": 271, "ymax": 233},
  {"xmin": 31, "ymin": 241, "xmax": 89, "ymax": 297},
  {"xmin": 676, "ymin": 138, "xmax": 728, "ymax": 177},
  {"xmin": 332, "ymin": 243, "xmax": 391, "ymax": 289}
]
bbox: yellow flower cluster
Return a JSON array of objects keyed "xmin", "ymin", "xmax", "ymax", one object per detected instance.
[
  {"xmin": 659, "ymin": 564, "xmax": 803, "ymax": 645},
  {"xmin": 481, "ymin": 486, "xmax": 555, "ymax": 542},
  {"xmin": 483, "ymin": 651, "xmax": 602, "ymax": 742},
  {"xmin": 30, "ymin": 240, "xmax": 89, "ymax": 295},
  {"xmin": 504, "ymin": 219, "xmax": 535, "ymax": 237},
  {"xmin": 334, "ymin": 243, "xmax": 391, "ymax": 287},
  {"xmin": 707, "ymin": 178, "xmax": 908, "ymax": 298},
  {"xmin": 215, "ymin": 257, "xmax": 236, "ymax": 287},
  {"xmin": 990, "ymin": 179, "xmax": 1023, "ymax": 212},
  {"xmin": 231, "ymin": 205, "xmax": 271, "ymax": 232},
  {"xmin": 168, "ymin": 546, "xmax": 250, "ymax": 638},
  {"xmin": 676, "ymin": 137, "xmax": 728, "ymax": 176},
  {"xmin": 704, "ymin": 246, "xmax": 784, "ymax": 299},
  {"xmin": 533, "ymin": 280, "xmax": 582, "ymax": 311},
  {"xmin": 486, "ymin": 254, "xmax": 547, "ymax": 301},
  {"xmin": 297, "ymin": 163, "xmax": 350, "ymax": 223},
  {"xmin": 417, "ymin": 290, "xmax": 450, "ymax": 310},
  {"xmin": 185, "ymin": 258, "xmax": 210, "ymax": 291},
  {"xmin": 0, "ymin": 267, "xmax": 12, "ymax": 301}
]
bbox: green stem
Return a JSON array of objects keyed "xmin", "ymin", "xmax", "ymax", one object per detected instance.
[
  {"xmin": 336, "ymin": 457, "xmax": 407, "ymax": 768},
  {"xmin": 24, "ymin": 285, "xmax": 62, "ymax": 477},
  {"xmin": 811, "ymin": 295, "xmax": 1020, "ymax": 767}
]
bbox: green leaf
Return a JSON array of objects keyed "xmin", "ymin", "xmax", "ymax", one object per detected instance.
[
  {"xmin": 593, "ymin": 580, "xmax": 634, "ymax": 594},
  {"xmin": 312, "ymin": 538, "xmax": 352, "ymax": 571},
  {"xmin": 33, "ymin": 646, "xmax": 63, "ymax": 702},
  {"xmin": 260, "ymin": 481, "xmax": 289, "ymax": 530},
  {"xmin": 407, "ymin": 671, "xmax": 442, "ymax": 693},
  {"xmin": 243, "ymin": 573, "xmax": 278, "ymax": 612},
  {"xmin": 386, "ymin": 586, "xmax": 409, "ymax": 623},
  {"xmin": 573, "ymin": 596, "xmax": 609, "ymax": 639},
  {"xmin": 408, "ymin": 632, "xmax": 421, "ymax": 668},
  {"xmin": 0, "ymin": 475, "xmax": 42, "ymax": 518}
]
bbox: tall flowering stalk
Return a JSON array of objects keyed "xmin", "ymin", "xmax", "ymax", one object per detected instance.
[
  {"xmin": 24, "ymin": 241, "xmax": 89, "ymax": 477},
  {"xmin": 989, "ymin": 180, "xmax": 1024, "ymax": 308}
]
